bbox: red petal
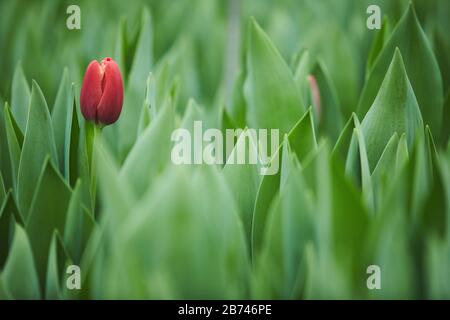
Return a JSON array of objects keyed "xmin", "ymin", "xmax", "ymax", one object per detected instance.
[
  {"xmin": 80, "ymin": 60, "xmax": 104, "ymax": 122},
  {"xmin": 96, "ymin": 57, "xmax": 124, "ymax": 125}
]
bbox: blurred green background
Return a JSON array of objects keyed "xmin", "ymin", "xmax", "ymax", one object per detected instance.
[
  {"xmin": 1, "ymin": 0, "xmax": 450, "ymax": 300},
  {"xmin": 1, "ymin": 0, "xmax": 448, "ymax": 114}
]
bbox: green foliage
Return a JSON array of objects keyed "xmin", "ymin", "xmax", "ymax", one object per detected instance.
[{"xmin": 1, "ymin": 0, "xmax": 450, "ymax": 300}]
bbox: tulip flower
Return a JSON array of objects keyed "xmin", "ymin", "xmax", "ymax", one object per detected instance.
[{"xmin": 80, "ymin": 57, "xmax": 123, "ymax": 125}]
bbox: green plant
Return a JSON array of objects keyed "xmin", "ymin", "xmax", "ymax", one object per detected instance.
[{"xmin": 0, "ymin": 0, "xmax": 450, "ymax": 299}]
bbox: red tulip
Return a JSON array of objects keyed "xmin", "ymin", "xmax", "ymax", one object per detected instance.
[{"xmin": 80, "ymin": 57, "xmax": 123, "ymax": 125}]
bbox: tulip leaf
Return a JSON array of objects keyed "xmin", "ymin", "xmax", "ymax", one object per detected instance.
[
  {"xmin": 26, "ymin": 158, "xmax": 71, "ymax": 287},
  {"xmin": 440, "ymin": 90, "xmax": 450, "ymax": 146},
  {"xmin": 310, "ymin": 61, "xmax": 343, "ymax": 142},
  {"xmin": 369, "ymin": 206, "xmax": 414, "ymax": 298},
  {"xmin": 223, "ymin": 128, "xmax": 262, "ymax": 249},
  {"xmin": 366, "ymin": 17, "xmax": 390, "ymax": 77},
  {"xmin": 426, "ymin": 237, "xmax": 450, "ymax": 299},
  {"xmin": 96, "ymin": 142, "xmax": 134, "ymax": 229},
  {"xmin": 332, "ymin": 114, "xmax": 356, "ymax": 161},
  {"xmin": 360, "ymin": 48, "xmax": 424, "ymax": 172},
  {"xmin": 1, "ymin": 224, "xmax": 41, "ymax": 299},
  {"xmin": 3, "ymin": 103, "xmax": 22, "ymax": 191},
  {"xmin": 67, "ymin": 99, "xmax": 79, "ymax": 186},
  {"xmin": 120, "ymin": 101, "xmax": 176, "ymax": 198},
  {"xmin": 4, "ymin": 102, "xmax": 23, "ymax": 146},
  {"xmin": 371, "ymin": 133, "xmax": 399, "ymax": 208},
  {"xmin": 396, "ymin": 133, "xmax": 409, "ymax": 172},
  {"xmin": 252, "ymin": 109, "xmax": 317, "ymax": 258},
  {"xmin": 245, "ymin": 18, "xmax": 304, "ymax": 138},
  {"xmin": 45, "ymin": 231, "xmax": 70, "ymax": 300},
  {"xmin": 98, "ymin": 166, "xmax": 249, "ymax": 299},
  {"xmin": 51, "ymin": 68, "xmax": 74, "ymax": 178},
  {"xmin": 293, "ymin": 49, "xmax": 313, "ymax": 105},
  {"xmin": 63, "ymin": 180, "xmax": 95, "ymax": 264},
  {"xmin": 11, "ymin": 62, "xmax": 30, "ymax": 133},
  {"xmin": 0, "ymin": 191, "xmax": 24, "ymax": 268},
  {"xmin": 279, "ymin": 135, "xmax": 300, "ymax": 192},
  {"xmin": 17, "ymin": 80, "xmax": 58, "ymax": 217},
  {"xmin": 357, "ymin": 4, "xmax": 443, "ymax": 137},
  {"xmin": 344, "ymin": 122, "xmax": 374, "ymax": 212},
  {"xmin": 116, "ymin": 7, "xmax": 153, "ymax": 160},
  {"xmin": 253, "ymin": 166, "xmax": 313, "ymax": 299},
  {"xmin": 0, "ymin": 174, "xmax": 5, "ymax": 204},
  {"xmin": 127, "ymin": 7, "xmax": 153, "ymax": 97},
  {"xmin": 0, "ymin": 103, "xmax": 13, "ymax": 190},
  {"xmin": 0, "ymin": 274, "xmax": 12, "ymax": 300},
  {"xmin": 330, "ymin": 154, "xmax": 370, "ymax": 293},
  {"xmin": 137, "ymin": 103, "xmax": 152, "ymax": 139},
  {"xmin": 227, "ymin": 70, "xmax": 246, "ymax": 129}
]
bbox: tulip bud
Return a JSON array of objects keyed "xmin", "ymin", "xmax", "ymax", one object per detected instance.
[{"xmin": 80, "ymin": 57, "xmax": 123, "ymax": 125}]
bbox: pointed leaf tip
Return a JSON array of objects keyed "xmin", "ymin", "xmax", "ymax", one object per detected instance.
[{"xmin": 361, "ymin": 49, "xmax": 424, "ymax": 171}]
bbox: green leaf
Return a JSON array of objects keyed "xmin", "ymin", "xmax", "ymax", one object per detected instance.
[
  {"xmin": 17, "ymin": 80, "xmax": 58, "ymax": 217},
  {"xmin": 440, "ymin": 90, "xmax": 450, "ymax": 146},
  {"xmin": 332, "ymin": 114, "xmax": 357, "ymax": 161},
  {"xmin": 360, "ymin": 48, "xmax": 424, "ymax": 172},
  {"xmin": 245, "ymin": 18, "xmax": 304, "ymax": 137},
  {"xmin": 310, "ymin": 61, "xmax": 343, "ymax": 142},
  {"xmin": 0, "ymin": 103, "xmax": 13, "ymax": 190},
  {"xmin": 293, "ymin": 49, "xmax": 313, "ymax": 105},
  {"xmin": 253, "ymin": 166, "xmax": 313, "ymax": 299},
  {"xmin": 0, "ymin": 191, "xmax": 24, "ymax": 268},
  {"xmin": 4, "ymin": 102, "xmax": 23, "ymax": 146},
  {"xmin": 279, "ymin": 135, "xmax": 300, "ymax": 192},
  {"xmin": 226, "ymin": 70, "xmax": 246, "ymax": 129},
  {"xmin": 0, "ymin": 274, "xmax": 12, "ymax": 300},
  {"xmin": 366, "ymin": 16, "xmax": 390, "ymax": 77},
  {"xmin": 1, "ymin": 224, "xmax": 40, "ymax": 299},
  {"xmin": 67, "ymin": 99, "xmax": 79, "ymax": 186},
  {"xmin": 418, "ymin": 127, "xmax": 446, "ymax": 238},
  {"xmin": 26, "ymin": 158, "xmax": 71, "ymax": 287},
  {"xmin": 223, "ymin": 129, "xmax": 261, "ymax": 249},
  {"xmin": 252, "ymin": 109, "xmax": 317, "ymax": 259},
  {"xmin": 137, "ymin": 103, "xmax": 152, "ymax": 139},
  {"xmin": 372, "ymin": 133, "xmax": 399, "ymax": 179},
  {"xmin": 120, "ymin": 101, "xmax": 176, "ymax": 199},
  {"xmin": 371, "ymin": 133, "xmax": 399, "ymax": 207},
  {"xmin": 115, "ymin": 7, "xmax": 153, "ymax": 160},
  {"xmin": 425, "ymin": 237, "xmax": 450, "ymax": 298},
  {"xmin": 45, "ymin": 231, "xmax": 70, "ymax": 300},
  {"xmin": 330, "ymin": 155, "xmax": 370, "ymax": 295},
  {"xmin": 358, "ymin": 4, "xmax": 443, "ymax": 137},
  {"xmin": 3, "ymin": 103, "xmax": 22, "ymax": 191},
  {"xmin": 352, "ymin": 119, "xmax": 375, "ymax": 211},
  {"xmin": 51, "ymin": 68, "xmax": 74, "ymax": 176},
  {"xmin": 396, "ymin": 133, "xmax": 409, "ymax": 172},
  {"xmin": 0, "ymin": 173, "xmax": 5, "ymax": 204},
  {"xmin": 95, "ymin": 141, "xmax": 134, "ymax": 231},
  {"xmin": 11, "ymin": 62, "xmax": 30, "ymax": 133},
  {"xmin": 127, "ymin": 8, "xmax": 153, "ymax": 96},
  {"xmin": 63, "ymin": 180, "xmax": 95, "ymax": 264},
  {"xmin": 284, "ymin": 108, "xmax": 318, "ymax": 162},
  {"xmin": 94, "ymin": 166, "xmax": 249, "ymax": 299}
]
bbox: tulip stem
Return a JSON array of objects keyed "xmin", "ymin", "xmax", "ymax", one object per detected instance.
[{"xmin": 85, "ymin": 122, "xmax": 102, "ymax": 215}]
